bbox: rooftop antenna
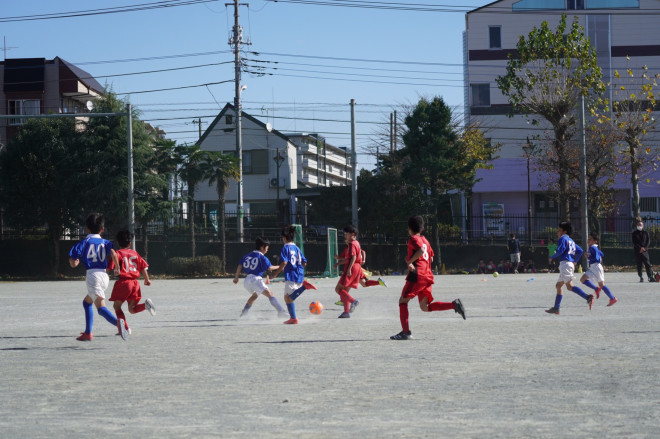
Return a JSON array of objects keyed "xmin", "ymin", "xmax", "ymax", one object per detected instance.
[{"xmin": 3, "ymin": 36, "xmax": 19, "ymax": 61}]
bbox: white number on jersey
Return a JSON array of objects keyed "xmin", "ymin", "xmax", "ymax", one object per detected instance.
[
  {"xmin": 289, "ymin": 250, "xmax": 298, "ymax": 267},
  {"xmin": 243, "ymin": 256, "xmax": 259, "ymax": 271},
  {"xmin": 421, "ymin": 244, "xmax": 429, "ymax": 261},
  {"xmin": 86, "ymin": 244, "xmax": 106, "ymax": 263},
  {"xmin": 568, "ymin": 241, "xmax": 576, "ymax": 255},
  {"xmin": 122, "ymin": 256, "xmax": 138, "ymax": 272}
]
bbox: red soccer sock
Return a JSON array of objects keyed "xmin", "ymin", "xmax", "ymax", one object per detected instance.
[
  {"xmin": 115, "ymin": 309, "xmax": 128, "ymax": 328},
  {"xmin": 339, "ymin": 290, "xmax": 352, "ymax": 313},
  {"xmin": 399, "ymin": 303, "xmax": 410, "ymax": 333},
  {"xmin": 428, "ymin": 301, "xmax": 454, "ymax": 312},
  {"xmin": 364, "ymin": 280, "xmax": 379, "ymax": 287},
  {"xmin": 134, "ymin": 303, "xmax": 146, "ymax": 313}
]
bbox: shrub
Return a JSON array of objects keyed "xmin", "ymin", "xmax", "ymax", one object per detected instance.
[{"xmin": 167, "ymin": 255, "xmax": 222, "ymax": 277}]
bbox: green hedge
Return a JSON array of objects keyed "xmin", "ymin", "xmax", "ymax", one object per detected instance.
[{"xmin": 166, "ymin": 255, "xmax": 222, "ymax": 277}]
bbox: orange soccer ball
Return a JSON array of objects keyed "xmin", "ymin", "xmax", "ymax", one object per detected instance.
[{"xmin": 309, "ymin": 301, "xmax": 324, "ymax": 315}]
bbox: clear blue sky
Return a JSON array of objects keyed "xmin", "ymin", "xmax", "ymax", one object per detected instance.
[{"xmin": 1, "ymin": 0, "xmax": 485, "ymax": 170}]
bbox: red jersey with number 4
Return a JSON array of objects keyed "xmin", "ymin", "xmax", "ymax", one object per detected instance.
[
  {"xmin": 405, "ymin": 235, "xmax": 434, "ymax": 284},
  {"xmin": 109, "ymin": 248, "xmax": 149, "ymax": 280}
]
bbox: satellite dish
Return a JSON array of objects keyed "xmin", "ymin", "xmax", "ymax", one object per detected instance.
[
  {"xmin": 86, "ymin": 100, "xmax": 94, "ymax": 111},
  {"xmin": 266, "ymin": 122, "xmax": 273, "ymax": 133}
]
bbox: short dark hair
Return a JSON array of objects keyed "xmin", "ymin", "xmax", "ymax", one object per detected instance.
[
  {"xmin": 85, "ymin": 213, "xmax": 105, "ymax": 234},
  {"xmin": 255, "ymin": 236, "xmax": 270, "ymax": 249},
  {"xmin": 116, "ymin": 230, "xmax": 134, "ymax": 248},
  {"xmin": 343, "ymin": 224, "xmax": 358, "ymax": 235},
  {"xmin": 558, "ymin": 221, "xmax": 573, "ymax": 236},
  {"xmin": 589, "ymin": 232, "xmax": 599, "ymax": 242},
  {"xmin": 281, "ymin": 225, "xmax": 296, "ymax": 242},
  {"xmin": 510, "ymin": 233, "xmax": 515, "ymax": 239},
  {"xmin": 408, "ymin": 215, "xmax": 424, "ymax": 234}
]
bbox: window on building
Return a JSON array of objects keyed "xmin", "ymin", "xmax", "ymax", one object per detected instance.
[
  {"xmin": 243, "ymin": 150, "xmax": 269, "ymax": 174},
  {"xmin": 8, "ymin": 99, "xmax": 40, "ymax": 126},
  {"xmin": 567, "ymin": 0, "xmax": 585, "ymax": 9},
  {"xmin": 470, "ymin": 84, "xmax": 490, "ymax": 107},
  {"xmin": 225, "ymin": 115, "xmax": 233, "ymax": 125},
  {"xmin": 640, "ymin": 197, "xmax": 658, "ymax": 213},
  {"xmin": 489, "ymin": 26, "xmax": 502, "ymax": 49}
]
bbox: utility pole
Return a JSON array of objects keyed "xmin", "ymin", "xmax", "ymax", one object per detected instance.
[
  {"xmin": 228, "ymin": 0, "xmax": 248, "ymax": 242},
  {"xmin": 192, "ymin": 118, "xmax": 202, "ymax": 140},
  {"xmin": 389, "ymin": 112, "xmax": 393, "ymax": 153},
  {"xmin": 127, "ymin": 103, "xmax": 135, "ymax": 247},
  {"xmin": 393, "ymin": 110, "xmax": 397, "ymax": 151},
  {"xmin": 351, "ymin": 99, "xmax": 358, "ymax": 229},
  {"xmin": 579, "ymin": 94, "xmax": 589, "ymax": 269}
]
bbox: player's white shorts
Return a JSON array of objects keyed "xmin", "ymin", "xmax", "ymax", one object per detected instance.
[
  {"xmin": 284, "ymin": 281, "xmax": 303, "ymax": 295},
  {"xmin": 85, "ymin": 269, "xmax": 109, "ymax": 299},
  {"xmin": 585, "ymin": 263, "xmax": 605, "ymax": 284},
  {"xmin": 243, "ymin": 274, "xmax": 268, "ymax": 294},
  {"xmin": 510, "ymin": 252, "xmax": 521, "ymax": 264},
  {"xmin": 557, "ymin": 261, "xmax": 576, "ymax": 283}
]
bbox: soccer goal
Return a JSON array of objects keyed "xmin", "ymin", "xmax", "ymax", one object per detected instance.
[
  {"xmin": 292, "ymin": 224, "xmax": 304, "ymax": 255},
  {"xmin": 324, "ymin": 227, "xmax": 339, "ymax": 277}
]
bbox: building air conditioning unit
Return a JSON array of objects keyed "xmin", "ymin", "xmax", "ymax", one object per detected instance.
[{"xmin": 270, "ymin": 177, "xmax": 285, "ymax": 188}]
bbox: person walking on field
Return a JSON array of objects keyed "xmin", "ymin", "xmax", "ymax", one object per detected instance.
[
  {"xmin": 632, "ymin": 220, "xmax": 656, "ymax": 283},
  {"xmin": 508, "ymin": 233, "xmax": 521, "ymax": 274}
]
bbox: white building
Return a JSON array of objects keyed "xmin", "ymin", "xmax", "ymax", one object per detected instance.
[{"xmin": 195, "ymin": 104, "xmax": 352, "ymax": 225}]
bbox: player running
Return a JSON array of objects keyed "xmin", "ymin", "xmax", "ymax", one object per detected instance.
[{"xmin": 579, "ymin": 232, "xmax": 618, "ymax": 307}]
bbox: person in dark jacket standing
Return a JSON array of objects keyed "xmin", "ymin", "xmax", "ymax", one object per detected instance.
[
  {"xmin": 632, "ymin": 220, "xmax": 656, "ymax": 283},
  {"xmin": 508, "ymin": 233, "xmax": 521, "ymax": 274}
]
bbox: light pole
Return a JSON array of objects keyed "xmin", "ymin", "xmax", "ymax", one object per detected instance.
[
  {"xmin": 523, "ymin": 137, "xmax": 534, "ymax": 245},
  {"xmin": 274, "ymin": 147, "xmax": 285, "ymax": 223}
]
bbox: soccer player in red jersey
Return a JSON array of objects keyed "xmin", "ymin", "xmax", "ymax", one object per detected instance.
[
  {"xmin": 107, "ymin": 230, "xmax": 155, "ymax": 340},
  {"xmin": 390, "ymin": 215, "xmax": 466, "ymax": 340},
  {"xmin": 334, "ymin": 224, "xmax": 363, "ymax": 318}
]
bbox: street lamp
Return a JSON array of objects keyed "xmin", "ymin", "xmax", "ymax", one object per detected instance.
[
  {"xmin": 522, "ymin": 137, "xmax": 535, "ymax": 245},
  {"xmin": 274, "ymin": 148, "xmax": 285, "ymax": 223}
]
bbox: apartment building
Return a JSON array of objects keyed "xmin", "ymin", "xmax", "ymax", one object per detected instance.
[{"xmin": 464, "ymin": 0, "xmax": 660, "ymax": 236}]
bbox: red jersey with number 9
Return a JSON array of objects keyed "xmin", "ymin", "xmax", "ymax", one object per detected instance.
[{"xmin": 406, "ymin": 235, "xmax": 434, "ymax": 284}]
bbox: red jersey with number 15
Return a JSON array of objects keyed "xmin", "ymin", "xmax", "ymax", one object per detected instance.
[
  {"xmin": 108, "ymin": 248, "xmax": 149, "ymax": 280},
  {"xmin": 406, "ymin": 235, "xmax": 434, "ymax": 284}
]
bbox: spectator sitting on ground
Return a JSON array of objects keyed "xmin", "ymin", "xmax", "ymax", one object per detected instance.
[
  {"xmin": 475, "ymin": 259, "xmax": 486, "ymax": 274},
  {"xmin": 525, "ymin": 259, "xmax": 536, "ymax": 273},
  {"xmin": 486, "ymin": 260, "xmax": 496, "ymax": 274},
  {"xmin": 502, "ymin": 260, "xmax": 512, "ymax": 274},
  {"xmin": 497, "ymin": 260, "xmax": 505, "ymax": 274}
]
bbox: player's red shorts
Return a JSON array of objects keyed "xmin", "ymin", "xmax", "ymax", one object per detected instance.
[
  {"xmin": 110, "ymin": 278, "xmax": 142, "ymax": 302},
  {"xmin": 339, "ymin": 263, "xmax": 362, "ymax": 289},
  {"xmin": 401, "ymin": 280, "xmax": 434, "ymax": 303}
]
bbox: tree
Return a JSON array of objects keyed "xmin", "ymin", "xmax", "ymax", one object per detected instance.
[
  {"xmin": 604, "ymin": 64, "xmax": 660, "ymax": 220},
  {"xmin": 0, "ymin": 118, "xmax": 84, "ymax": 275},
  {"xmin": 175, "ymin": 144, "xmax": 210, "ymax": 258},
  {"xmin": 202, "ymin": 151, "xmax": 239, "ymax": 273},
  {"xmin": 496, "ymin": 14, "xmax": 605, "ymax": 220}
]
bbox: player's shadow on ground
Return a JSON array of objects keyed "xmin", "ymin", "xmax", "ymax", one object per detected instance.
[{"xmin": 235, "ymin": 339, "xmax": 375, "ymax": 344}]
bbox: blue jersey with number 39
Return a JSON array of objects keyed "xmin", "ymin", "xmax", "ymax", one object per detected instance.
[
  {"xmin": 551, "ymin": 234, "xmax": 583, "ymax": 263},
  {"xmin": 240, "ymin": 251, "xmax": 272, "ymax": 276},
  {"xmin": 69, "ymin": 234, "xmax": 115, "ymax": 270},
  {"xmin": 280, "ymin": 243, "xmax": 306, "ymax": 283}
]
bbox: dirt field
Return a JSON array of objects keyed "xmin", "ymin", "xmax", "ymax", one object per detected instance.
[{"xmin": 1, "ymin": 273, "xmax": 658, "ymax": 438}]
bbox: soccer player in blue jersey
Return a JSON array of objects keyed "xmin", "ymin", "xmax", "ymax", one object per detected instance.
[
  {"xmin": 545, "ymin": 221, "xmax": 594, "ymax": 315},
  {"xmin": 233, "ymin": 237, "xmax": 287, "ymax": 318},
  {"xmin": 269, "ymin": 225, "xmax": 316, "ymax": 325},
  {"xmin": 580, "ymin": 232, "xmax": 618, "ymax": 307},
  {"xmin": 68, "ymin": 213, "xmax": 121, "ymax": 341}
]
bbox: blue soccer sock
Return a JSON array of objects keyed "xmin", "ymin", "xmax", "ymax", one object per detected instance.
[
  {"xmin": 82, "ymin": 300, "xmax": 94, "ymax": 334},
  {"xmin": 554, "ymin": 294, "xmax": 563, "ymax": 309},
  {"xmin": 241, "ymin": 303, "xmax": 252, "ymax": 316},
  {"xmin": 570, "ymin": 286, "xmax": 589, "ymax": 300},
  {"xmin": 269, "ymin": 296, "xmax": 286, "ymax": 313},
  {"xmin": 288, "ymin": 285, "xmax": 306, "ymax": 302},
  {"xmin": 602, "ymin": 285, "xmax": 615, "ymax": 300},
  {"xmin": 97, "ymin": 306, "xmax": 118, "ymax": 326},
  {"xmin": 582, "ymin": 279, "xmax": 598, "ymax": 291},
  {"xmin": 287, "ymin": 302, "xmax": 297, "ymax": 319}
]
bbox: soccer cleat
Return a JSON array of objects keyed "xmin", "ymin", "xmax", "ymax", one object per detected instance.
[
  {"xmin": 349, "ymin": 300, "xmax": 359, "ymax": 313},
  {"xmin": 639, "ymin": 277, "xmax": 644, "ymax": 283},
  {"xmin": 283, "ymin": 318, "xmax": 299, "ymax": 325},
  {"xmin": 594, "ymin": 287, "xmax": 601, "ymax": 299},
  {"xmin": 303, "ymin": 280, "xmax": 317, "ymax": 290},
  {"xmin": 453, "ymin": 299, "xmax": 466, "ymax": 320},
  {"xmin": 76, "ymin": 332, "xmax": 93, "ymax": 341},
  {"xmin": 117, "ymin": 319, "xmax": 129, "ymax": 340},
  {"xmin": 145, "ymin": 298, "xmax": 156, "ymax": 316},
  {"xmin": 607, "ymin": 298, "xmax": 618, "ymax": 307},
  {"xmin": 587, "ymin": 294, "xmax": 594, "ymax": 311},
  {"xmin": 390, "ymin": 331, "xmax": 412, "ymax": 340},
  {"xmin": 335, "ymin": 300, "xmax": 343, "ymax": 306},
  {"xmin": 338, "ymin": 312, "xmax": 351, "ymax": 319},
  {"xmin": 378, "ymin": 277, "xmax": 388, "ymax": 288},
  {"xmin": 545, "ymin": 307, "xmax": 560, "ymax": 315}
]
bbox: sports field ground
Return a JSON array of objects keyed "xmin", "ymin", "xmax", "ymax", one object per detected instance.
[{"xmin": 1, "ymin": 273, "xmax": 658, "ymax": 438}]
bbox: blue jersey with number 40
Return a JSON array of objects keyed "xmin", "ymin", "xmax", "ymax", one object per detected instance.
[
  {"xmin": 281, "ymin": 243, "xmax": 306, "ymax": 283},
  {"xmin": 240, "ymin": 251, "xmax": 272, "ymax": 276},
  {"xmin": 69, "ymin": 234, "xmax": 115, "ymax": 270}
]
